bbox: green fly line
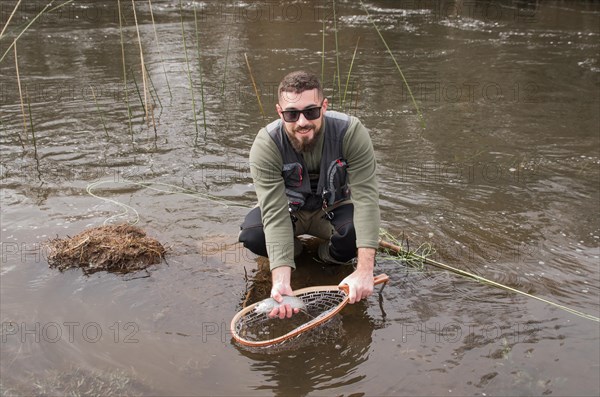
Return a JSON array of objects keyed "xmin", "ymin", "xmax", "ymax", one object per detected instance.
[
  {"xmin": 378, "ymin": 230, "xmax": 599, "ymax": 323},
  {"xmin": 86, "ymin": 179, "xmax": 251, "ymax": 225}
]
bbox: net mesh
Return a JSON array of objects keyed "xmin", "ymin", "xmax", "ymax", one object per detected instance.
[{"xmin": 234, "ymin": 289, "xmax": 347, "ymax": 345}]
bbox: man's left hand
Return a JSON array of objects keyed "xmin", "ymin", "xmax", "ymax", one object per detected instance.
[{"xmin": 339, "ymin": 247, "xmax": 376, "ymax": 303}]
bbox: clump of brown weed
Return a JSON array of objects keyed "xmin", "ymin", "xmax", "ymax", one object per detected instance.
[{"xmin": 46, "ymin": 224, "xmax": 166, "ymax": 274}]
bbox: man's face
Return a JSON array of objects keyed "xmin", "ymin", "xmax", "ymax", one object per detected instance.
[{"xmin": 276, "ymin": 88, "xmax": 328, "ymax": 153}]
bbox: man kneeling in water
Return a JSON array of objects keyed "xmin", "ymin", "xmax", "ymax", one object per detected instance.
[{"xmin": 239, "ymin": 70, "xmax": 381, "ymax": 318}]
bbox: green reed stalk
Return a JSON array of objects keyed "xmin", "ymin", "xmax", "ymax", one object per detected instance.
[
  {"xmin": 353, "ymin": 79, "xmax": 360, "ymax": 114},
  {"xmin": 90, "ymin": 85, "xmax": 109, "ymax": 138},
  {"xmin": 144, "ymin": 64, "xmax": 163, "ymax": 110},
  {"xmin": 179, "ymin": 0, "xmax": 199, "ymax": 136},
  {"xmin": 221, "ymin": 31, "xmax": 231, "ymax": 98},
  {"xmin": 1, "ymin": 0, "xmax": 76, "ymax": 63},
  {"xmin": 0, "ymin": 0, "xmax": 23, "ymax": 41},
  {"xmin": 194, "ymin": 5, "xmax": 207, "ymax": 137},
  {"xmin": 342, "ymin": 36, "xmax": 360, "ymax": 111},
  {"xmin": 1, "ymin": 2, "xmax": 50, "ymax": 63},
  {"xmin": 117, "ymin": 0, "xmax": 133, "ymax": 140},
  {"xmin": 348, "ymin": 79, "xmax": 356, "ymax": 115},
  {"xmin": 25, "ymin": 86, "xmax": 37, "ymax": 140},
  {"xmin": 244, "ymin": 53, "xmax": 265, "ymax": 118},
  {"xmin": 359, "ymin": 0, "xmax": 425, "ymax": 128},
  {"xmin": 25, "ymin": 88, "xmax": 39, "ymax": 164},
  {"xmin": 131, "ymin": 0, "xmax": 150, "ymax": 125},
  {"xmin": 130, "ymin": 67, "xmax": 146, "ymax": 115},
  {"xmin": 332, "ymin": 0, "xmax": 341, "ymax": 106},
  {"xmin": 148, "ymin": 0, "xmax": 172, "ymax": 99},
  {"xmin": 13, "ymin": 41, "xmax": 26, "ymax": 148},
  {"xmin": 321, "ymin": 15, "xmax": 326, "ymax": 84},
  {"xmin": 330, "ymin": 71, "xmax": 337, "ymax": 109},
  {"xmin": 139, "ymin": 66, "xmax": 159, "ymax": 139},
  {"xmin": 131, "ymin": 66, "xmax": 157, "ymax": 137}
]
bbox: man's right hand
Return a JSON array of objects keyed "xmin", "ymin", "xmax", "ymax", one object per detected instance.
[{"xmin": 270, "ymin": 266, "xmax": 299, "ymax": 319}]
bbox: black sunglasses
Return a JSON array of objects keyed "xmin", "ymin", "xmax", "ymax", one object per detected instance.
[{"xmin": 280, "ymin": 104, "xmax": 323, "ymax": 122}]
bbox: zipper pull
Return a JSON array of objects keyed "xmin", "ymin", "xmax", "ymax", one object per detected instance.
[{"xmin": 321, "ymin": 198, "xmax": 334, "ymax": 220}]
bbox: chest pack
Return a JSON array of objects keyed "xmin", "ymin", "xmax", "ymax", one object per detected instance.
[{"xmin": 266, "ymin": 111, "xmax": 352, "ymax": 212}]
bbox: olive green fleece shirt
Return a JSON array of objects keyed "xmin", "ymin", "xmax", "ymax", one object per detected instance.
[{"xmin": 249, "ymin": 114, "xmax": 380, "ymax": 271}]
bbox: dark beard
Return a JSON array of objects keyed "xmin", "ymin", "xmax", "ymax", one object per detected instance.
[{"xmin": 285, "ymin": 125, "xmax": 323, "ymax": 153}]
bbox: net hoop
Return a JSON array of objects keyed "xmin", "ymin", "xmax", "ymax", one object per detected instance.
[{"xmin": 230, "ymin": 274, "xmax": 389, "ymax": 347}]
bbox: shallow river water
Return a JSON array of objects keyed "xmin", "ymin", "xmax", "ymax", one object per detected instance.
[{"xmin": 1, "ymin": 0, "xmax": 599, "ymax": 396}]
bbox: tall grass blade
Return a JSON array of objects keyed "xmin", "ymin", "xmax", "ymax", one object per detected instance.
[
  {"xmin": 321, "ymin": 13, "xmax": 326, "ymax": 84},
  {"xmin": 332, "ymin": 0, "xmax": 341, "ymax": 108},
  {"xmin": 130, "ymin": 67, "xmax": 146, "ymax": 115},
  {"xmin": 353, "ymin": 79, "xmax": 360, "ymax": 115},
  {"xmin": 144, "ymin": 65, "xmax": 163, "ymax": 143},
  {"xmin": 131, "ymin": 0, "xmax": 150, "ymax": 125},
  {"xmin": 1, "ymin": 2, "xmax": 50, "ymax": 63},
  {"xmin": 1, "ymin": 0, "xmax": 76, "ymax": 64},
  {"xmin": 330, "ymin": 71, "xmax": 337, "ymax": 109},
  {"xmin": 351, "ymin": 79, "xmax": 357, "ymax": 115},
  {"xmin": 143, "ymin": 65, "xmax": 159, "ymax": 138},
  {"xmin": 148, "ymin": 0, "xmax": 172, "ymax": 99},
  {"xmin": 221, "ymin": 31, "xmax": 231, "ymax": 98},
  {"xmin": 141, "ymin": 65, "xmax": 159, "ymax": 138},
  {"xmin": 194, "ymin": 5, "xmax": 207, "ymax": 138},
  {"xmin": 117, "ymin": 0, "xmax": 134, "ymax": 140},
  {"xmin": 90, "ymin": 85, "xmax": 109, "ymax": 139},
  {"xmin": 359, "ymin": 0, "xmax": 425, "ymax": 128},
  {"xmin": 0, "ymin": 0, "xmax": 23, "ymax": 41},
  {"xmin": 244, "ymin": 53, "xmax": 265, "ymax": 119},
  {"xmin": 13, "ymin": 41, "xmax": 26, "ymax": 148},
  {"xmin": 179, "ymin": 0, "xmax": 200, "ymax": 136},
  {"xmin": 342, "ymin": 36, "xmax": 360, "ymax": 111},
  {"xmin": 131, "ymin": 66, "xmax": 157, "ymax": 137},
  {"xmin": 144, "ymin": 64, "xmax": 163, "ymax": 110},
  {"xmin": 25, "ymin": 87, "xmax": 41, "ymax": 180}
]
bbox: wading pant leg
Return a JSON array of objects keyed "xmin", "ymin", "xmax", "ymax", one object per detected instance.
[
  {"xmin": 238, "ymin": 206, "xmax": 268, "ymax": 257},
  {"xmin": 238, "ymin": 207, "xmax": 302, "ymax": 258},
  {"xmin": 317, "ymin": 203, "xmax": 357, "ymax": 264}
]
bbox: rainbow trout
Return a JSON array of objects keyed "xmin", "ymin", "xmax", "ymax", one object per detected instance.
[{"xmin": 254, "ymin": 295, "xmax": 307, "ymax": 314}]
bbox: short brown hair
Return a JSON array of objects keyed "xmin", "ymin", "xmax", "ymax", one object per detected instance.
[{"xmin": 278, "ymin": 70, "xmax": 323, "ymax": 102}]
